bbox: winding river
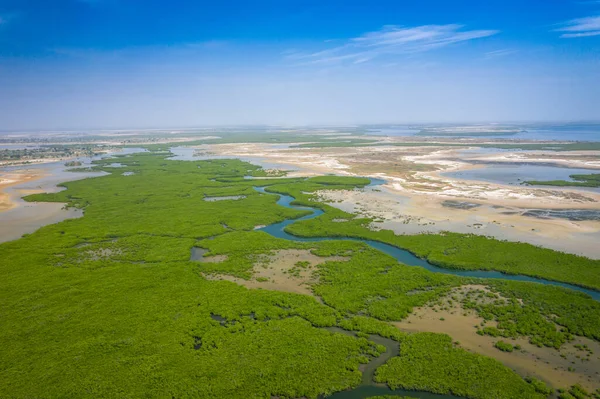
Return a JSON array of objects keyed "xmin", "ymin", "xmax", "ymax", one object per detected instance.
[
  {"xmin": 254, "ymin": 181, "xmax": 600, "ymax": 302},
  {"xmin": 251, "ymin": 179, "xmax": 600, "ymax": 397}
]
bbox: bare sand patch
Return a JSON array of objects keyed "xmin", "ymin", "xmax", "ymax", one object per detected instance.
[
  {"xmin": 204, "ymin": 249, "xmax": 348, "ymax": 297},
  {"xmin": 0, "ymin": 171, "xmax": 46, "ymax": 211},
  {"xmin": 395, "ymin": 285, "xmax": 600, "ymax": 391}
]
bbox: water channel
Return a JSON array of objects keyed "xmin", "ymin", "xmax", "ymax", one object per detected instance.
[
  {"xmin": 251, "ymin": 179, "xmax": 600, "ymax": 397},
  {"xmin": 253, "ymin": 181, "xmax": 600, "ymax": 302}
]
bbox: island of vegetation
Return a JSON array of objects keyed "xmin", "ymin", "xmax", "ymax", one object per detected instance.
[{"xmin": 525, "ymin": 173, "xmax": 600, "ymax": 188}]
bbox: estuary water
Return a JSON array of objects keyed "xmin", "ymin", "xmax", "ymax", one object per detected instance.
[{"xmin": 253, "ymin": 182, "xmax": 600, "ymax": 302}]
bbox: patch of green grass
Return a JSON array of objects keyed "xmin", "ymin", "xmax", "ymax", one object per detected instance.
[
  {"xmin": 494, "ymin": 340, "xmax": 514, "ymax": 352},
  {"xmin": 374, "ymin": 333, "xmax": 546, "ymax": 399},
  {"xmin": 526, "ymin": 173, "xmax": 600, "ymax": 188}
]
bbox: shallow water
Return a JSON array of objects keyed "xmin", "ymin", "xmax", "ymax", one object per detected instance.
[
  {"xmin": 443, "ymin": 164, "xmax": 600, "ymax": 192},
  {"xmin": 169, "ymin": 146, "xmax": 297, "ymax": 172},
  {"xmin": 0, "ymin": 147, "xmax": 147, "ymax": 243},
  {"xmin": 190, "ymin": 247, "xmax": 207, "ymax": 261},
  {"xmin": 254, "ymin": 182, "xmax": 600, "ymax": 301}
]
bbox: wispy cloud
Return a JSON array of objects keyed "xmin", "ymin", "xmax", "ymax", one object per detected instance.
[
  {"xmin": 484, "ymin": 49, "xmax": 518, "ymax": 59},
  {"xmin": 555, "ymin": 15, "xmax": 600, "ymax": 38},
  {"xmin": 287, "ymin": 24, "xmax": 499, "ymax": 65}
]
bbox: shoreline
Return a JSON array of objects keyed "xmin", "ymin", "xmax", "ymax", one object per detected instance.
[
  {"xmin": 0, "ymin": 170, "xmax": 47, "ymax": 212},
  {"xmin": 0, "ymin": 160, "xmax": 108, "ymax": 244}
]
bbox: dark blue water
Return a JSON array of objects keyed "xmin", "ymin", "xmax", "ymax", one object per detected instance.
[{"xmin": 254, "ymin": 183, "xmax": 600, "ymax": 301}]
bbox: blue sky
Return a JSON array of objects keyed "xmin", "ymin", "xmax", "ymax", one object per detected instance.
[{"xmin": 1, "ymin": 0, "xmax": 599, "ymax": 129}]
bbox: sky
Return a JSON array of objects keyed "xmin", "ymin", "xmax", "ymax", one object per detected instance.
[{"xmin": 0, "ymin": 0, "xmax": 599, "ymax": 129}]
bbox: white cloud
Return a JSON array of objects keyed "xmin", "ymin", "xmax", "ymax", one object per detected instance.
[
  {"xmin": 484, "ymin": 49, "xmax": 518, "ymax": 59},
  {"xmin": 556, "ymin": 16, "xmax": 600, "ymax": 38},
  {"xmin": 288, "ymin": 24, "xmax": 499, "ymax": 65}
]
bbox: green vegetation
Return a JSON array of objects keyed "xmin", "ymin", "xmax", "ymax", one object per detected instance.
[
  {"xmin": 374, "ymin": 333, "xmax": 546, "ymax": 399},
  {"xmin": 1, "ymin": 154, "xmax": 379, "ymax": 398},
  {"xmin": 280, "ymin": 187, "xmax": 600, "ymax": 289},
  {"xmin": 1, "ymin": 149, "xmax": 598, "ymax": 398},
  {"xmin": 478, "ymin": 281, "xmax": 600, "ymax": 344},
  {"xmin": 0, "ymin": 145, "xmax": 102, "ymax": 164},
  {"xmin": 524, "ymin": 377, "xmax": 553, "ymax": 396},
  {"xmin": 494, "ymin": 340, "xmax": 515, "ymax": 352},
  {"xmin": 557, "ymin": 384, "xmax": 599, "ymax": 399},
  {"xmin": 525, "ymin": 173, "xmax": 600, "ymax": 188}
]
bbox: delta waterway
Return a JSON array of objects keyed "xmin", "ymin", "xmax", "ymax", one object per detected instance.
[
  {"xmin": 322, "ymin": 327, "xmax": 458, "ymax": 399},
  {"xmin": 252, "ymin": 179, "xmax": 600, "ymax": 397},
  {"xmin": 253, "ymin": 181, "xmax": 600, "ymax": 302}
]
